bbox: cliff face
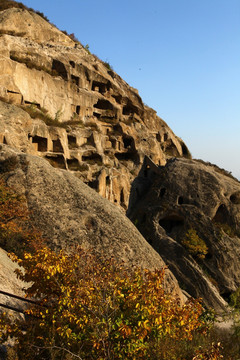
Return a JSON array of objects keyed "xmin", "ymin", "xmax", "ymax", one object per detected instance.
[
  {"xmin": 0, "ymin": 7, "xmax": 190, "ymax": 209},
  {"xmin": 128, "ymin": 158, "xmax": 240, "ymax": 311},
  {"xmin": 0, "ymin": 144, "xmax": 185, "ymax": 304}
]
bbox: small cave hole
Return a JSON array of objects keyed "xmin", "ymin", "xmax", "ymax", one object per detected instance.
[
  {"xmin": 178, "ymin": 196, "xmax": 184, "ymax": 205},
  {"xmin": 67, "ymin": 158, "xmax": 81, "ymax": 171},
  {"xmin": 106, "ymin": 175, "xmax": 110, "ymax": 185},
  {"xmin": 212, "ymin": 204, "xmax": 228, "ymax": 224},
  {"xmin": 71, "ymin": 75, "xmax": 79, "ymax": 86},
  {"xmin": 160, "ymin": 188, "xmax": 166, "ymax": 198},
  {"xmin": 88, "ymin": 179, "xmax": 98, "ymax": 190},
  {"xmin": 52, "ymin": 59, "xmax": 68, "ymax": 81},
  {"xmin": 120, "ymin": 189, "xmax": 125, "ymax": 206},
  {"xmin": 46, "ymin": 155, "xmax": 66, "ymax": 169},
  {"xmin": 221, "ymin": 291, "xmax": 232, "ymax": 303},
  {"xmin": 68, "ymin": 135, "xmax": 77, "ymax": 148},
  {"xmin": 123, "ymin": 136, "xmax": 134, "ymax": 150},
  {"xmin": 69, "ymin": 61, "xmax": 75, "ymax": 68},
  {"xmin": 230, "ymin": 193, "xmax": 240, "ymax": 204},
  {"xmin": 159, "ymin": 215, "xmax": 184, "ymax": 234},
  {"xmin": 32, "ymin": 135, "xmax": 47, "ymax": 152},
  {"xmin": 76, "ymin": 105, "xmax": 80, "ymax": 115},
  {"xmin": 93, "ymin": 99, "xmax": 113, "ymax": 110},
  {"xmin": 93, "ymin": 112, "xmax": 101, "ymax": 119},
  {"xmin": 52, "ymin": 139, "xmax": 64, "ymax": 153}
]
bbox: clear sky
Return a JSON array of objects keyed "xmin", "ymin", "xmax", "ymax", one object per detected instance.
[{"xmin": 23, "ymin": 0, "xmax": 240, "ymax": 179}]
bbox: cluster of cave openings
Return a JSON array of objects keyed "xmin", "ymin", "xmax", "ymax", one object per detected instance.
[
  {"xmin": 52, "ymin": 139, "xmax": 64, "ymax": 153},
  {"xmin": 31, "ymin": 135, "xmax": 47, "ymax": 152},
  {"xmin": 46, "ymin": 155, "xmax": 66, "ymax": 169},
  {"xmin": 212, "ymin": 204, "xmax": 228, "ymax": 224},
  {"xmin": 52, "ymin": 59, "xmax": 68, "ymax": 81},
  {"xmin": 71, "ymin": 75, "xmax": 79, "ymax": 86},
  {"xmin": 92, "ymin": 81, "xmax": 107, "ymax": 94},
  {"xmin": 159, "ymin": 215, "xmax": 184, "ymax": 234},
  {"xmin": 93, "ymin": 99, "xmax": 113, "ymax": 110}
]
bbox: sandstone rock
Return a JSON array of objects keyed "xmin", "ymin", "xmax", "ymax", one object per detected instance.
[
  {"xmin": 0, "ymin": 6, "xmax": 190, "ymax": 209},
  {"xmin": 128, "ymin": 157, "xmax": 240, "ymax": 311},
  {"xmin": 0, "ymin": 144, "xmax": 185, "ymax": 303},
  {"xmin": 0, "ymin": 247, "xmax": 27, "ymax": 317}
]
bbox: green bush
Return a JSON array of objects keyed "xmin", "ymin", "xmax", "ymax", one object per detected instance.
[{"xmin": 181, "ymin": 229, "xmax": 208, "ymax": 259}]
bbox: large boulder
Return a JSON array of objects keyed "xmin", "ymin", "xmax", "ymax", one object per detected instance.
[
  {"xmin": 0, "ymin": 144, "xmax": 184, "ymax": 302},
  {"xmin": 128, "ymin": 157, "xmax": 240, "ymax": 311}
]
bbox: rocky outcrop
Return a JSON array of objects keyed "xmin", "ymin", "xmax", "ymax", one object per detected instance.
[
  {"xmin": 128, "ymin": 157, "xmax": 240, "ymax": 311},
  {"xmin": 0, "ymin": 248, "xmax": 27, "ymax": 317},
  {"xmin": 0, "ymin": 6, "xmax": 190, "ymax": 209},
  {"xmin": 0, "ymin": 144, "xmax": 185, "ymax": 303}
]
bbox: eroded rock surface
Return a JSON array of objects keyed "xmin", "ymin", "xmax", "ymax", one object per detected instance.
[
  {"xmin": 0, "ymin": 145, "xmax": 185, "ymax": 302},
  {"xmin": 128, "ymin": 157, "xmax": 240, "ymax": 311},
  {"xmin": 0, "ymin": 6, "xmax": 190, "ymax": 209}
]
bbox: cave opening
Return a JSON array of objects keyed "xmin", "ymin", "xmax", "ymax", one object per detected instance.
[
  {"xmin": 212, "ymin": 204, "xmax": 228, "ymax": 224},
  {"xmin": 52, "ymin": 139, "xmax": 64, "ymax": 153},
  {"xmin": 71, "ymin": 75, "xmax": 79, "ymax": 86},
  {"xmin": 46, "ymin": 155, "xmax": 66, "ymax": 169},
  {"xmin": 32, "ymin": 135, "xmax": 47, "ymax": 152},
  {"xmin": 94, "ymin": 99, "xmax": 113, "ymax": 110},
  {"xmin": 159, "ymin": 215, "xmax": 184, "ymax": 234},
  {"xmin": 52, "ymin": 59, "xmax": 68, "ymax": 81}
]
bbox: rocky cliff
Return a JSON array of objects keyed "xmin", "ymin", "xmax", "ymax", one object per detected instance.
[
  {"xmin": 1, "ymin": 1, "xmax": 239, "ymax": 313},
  {"xmin": 0, "ymin": 5, "xmax": 190, "ymax": 210},
  {"xmin": 128, "ymin": 157, "xmax": 240, "ymax": 310},
  {"xmin": 0, "ymin": 144, "xmax": 184, "ymax": 304}
]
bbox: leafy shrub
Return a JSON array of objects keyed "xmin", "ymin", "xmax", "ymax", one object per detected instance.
[
  {"xmin": 230, "ymin": 287, "xmax": 240, "ymax": 310},
  {"xmin": 0, "ymin": 245, "xmax": 213, "ymax": 360},
  {"xmin": 181, "ymin": 228, "xmax": 208, "ymax": 259}
]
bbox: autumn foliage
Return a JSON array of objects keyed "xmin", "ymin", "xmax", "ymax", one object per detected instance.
[
  {"xmin": 0, "ymin": 245, "xmax": 211, "ymax": 359},
  {"xmin": 0, "ymin": 179, "xmax": 225, "ymax": 359}
]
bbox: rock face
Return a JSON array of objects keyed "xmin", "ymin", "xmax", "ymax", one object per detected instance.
[
  {"xmin": 128, "ymin": 157, "xmax": 240, "ymax": 311},
  {"xmin": 0, "ymin": 144, "xmax": 184, "ymax": 302},
  {"xmin": 0, "ymin": 6, "xmax": 190, "ymax": 209}
]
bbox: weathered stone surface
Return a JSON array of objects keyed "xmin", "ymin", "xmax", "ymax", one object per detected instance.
[
  {"xmin": 128, "ymin": 157, "xmax": 240, "ymax": 311},
  {"xmin": 0, "ymin": 6, "xmax": 190, "ymax": 209},
  {"xmin": 0, "ymin": 8, "xmax": 74, "ymax": 45},
  {"xmin": 0, "ymin": 144, "xmax": 185, "ymax": 302},
  {"xmin": 0, "ymin": 248, "xmax": 27, "ymax": 316}
]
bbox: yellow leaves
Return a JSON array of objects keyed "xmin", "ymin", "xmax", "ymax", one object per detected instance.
[
  {"xmin": 66, "ymin": 328, "xmax": 72, "ymax": 338},
  {"xmin": 4, "ymin": 244, "xmax": 209, "ymax": 359}
]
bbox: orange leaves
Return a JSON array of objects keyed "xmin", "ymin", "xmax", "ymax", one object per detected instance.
[{"xmin": 2, "ymin": 245, "xmax": 212, "ymax": 359}]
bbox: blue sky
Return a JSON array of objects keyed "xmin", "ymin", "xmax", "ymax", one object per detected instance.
[{"xmin": 23, "ymin": 0, "xmax": 240, "ymax": 179}]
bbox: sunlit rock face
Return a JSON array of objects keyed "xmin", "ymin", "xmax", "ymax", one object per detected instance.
[
  {"xmin": 0, "ymin": 7, "xmax": 190, "ymax": 209},
  {"xmin": 128, "ymin": 157, "xmax": 240, "ymax": 311},
  {"xmin": 0, "ymin": 144, "xmax": 185, "ymax": 304}
]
